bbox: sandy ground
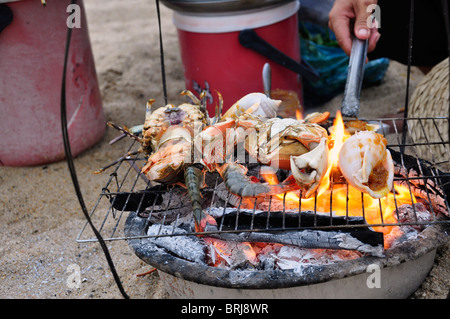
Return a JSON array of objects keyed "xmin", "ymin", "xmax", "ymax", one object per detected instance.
[{"xmin": 0, "ymin": 0, "xmax": 449, "ymax": 299}]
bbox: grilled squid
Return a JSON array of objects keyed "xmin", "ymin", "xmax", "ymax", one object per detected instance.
[{"xmin": 338, "ymin": 131, "xmax": 394, "ymax": 198}]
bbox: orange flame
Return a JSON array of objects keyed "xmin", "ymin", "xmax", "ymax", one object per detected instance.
[
  {"xmin": 296, "ymin": 108, "xmax": 303, "ymax": 120},
  {"xmin": 260, "ymin": 111, "xmax": 417, "ymax": 248}
]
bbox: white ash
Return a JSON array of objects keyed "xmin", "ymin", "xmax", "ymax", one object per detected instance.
[
  {"xmin": 382, "ymin": 203, "xmax": 432, "ymax": 248},
  {"xmin": 142, "ymin": 188, "xmax": 193, "ymax": 224},
  {"xmin": 396, "ymin": 202, "xmax": 433, "ymax": 229},
  {"xmin": 384, "ymin": 225, "xmax": 423, "ymax": 249},
  {"xmin": 205, "ymin": 239, "xmax": 260, "ymax": 270},
  {"xmin": 276, "ymin": 245, "xmax": 362, "ymax": 270},
  {"xmin": 333, "ymin": 233, "xmax": 384, "ymax": 257},
  {"xmin": 204, "ymin": 239, "xmax": 361, "ymax": 271},
  {"xmin": 146, "ymin": 202, "xmax": 435, "ymax": 271},
  {"xmin": 146, "ymin": 224, "xmax": 206, "ymax": 263}
]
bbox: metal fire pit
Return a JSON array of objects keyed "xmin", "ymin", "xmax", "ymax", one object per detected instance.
[
  {"xmin": 77, "ymin": 116, "xmax": 450, "ymax": 299},
  {"xmin": 124, "ymin": 210, "xmax": 446, "ymax": 299}
]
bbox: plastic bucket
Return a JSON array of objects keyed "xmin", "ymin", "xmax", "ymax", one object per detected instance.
[
  {"xmin": 0, "ymin": 0, "xmax": 105, "ymax": 166},
  {"xmin": 170, "ymin": 1, "xmax": 302, "ymax": 114}
]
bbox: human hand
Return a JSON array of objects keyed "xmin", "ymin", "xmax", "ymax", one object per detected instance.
[{"xmin": 328, "ymin": 0, "xmax": 381, "ymax": 56}]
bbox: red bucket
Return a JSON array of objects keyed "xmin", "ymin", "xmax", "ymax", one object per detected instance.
[
  {"xmin": 170, "ymin": 1, "xmax": 303, "ymax": 115},
  {"xmin": 0, "ymin": 0, "xmax": 105, "ymax": 166}
]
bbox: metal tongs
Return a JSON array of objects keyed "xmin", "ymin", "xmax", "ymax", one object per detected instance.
[{"xmin": 341, "ymin": 36, "xmax": 368, "ymax": 118}]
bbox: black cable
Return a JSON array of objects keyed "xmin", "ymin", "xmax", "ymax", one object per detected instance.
[
  {"xmin": 156, "ymin": 0, "xmax": 168, "ymax": 105},
  {"xmin": 60, "ymin": 0, "xmax": 129, "ymax": 299},
  {"xmin": 442, "ymin": 0, "xmax": 450, "ymax": 150},
  {"xmin": 401, "ymin": 0, "xmax": 415, "ymax": 154}
]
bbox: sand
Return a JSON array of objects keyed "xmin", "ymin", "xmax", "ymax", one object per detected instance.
[{"xmin": 0, "ymin": 0, "xmax": 448, "ymax": 299}]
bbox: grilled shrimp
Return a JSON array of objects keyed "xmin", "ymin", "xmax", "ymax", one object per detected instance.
[
  {"xmin": 106, "ymin": 90, "xmax": 218, "ymax": 232},
  {"xmin": 184, "ymin": 164, "xmax": 217, "ymax": 232},
  {"xmin": 215, "ymin": 163, "xmax": 300, "ymax": 197}
]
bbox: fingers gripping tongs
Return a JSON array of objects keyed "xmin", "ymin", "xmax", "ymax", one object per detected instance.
[{"xmin": 341, "ymin": 36, "xmax": 368, "ymax": 118}]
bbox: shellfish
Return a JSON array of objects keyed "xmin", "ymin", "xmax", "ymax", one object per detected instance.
[
  {"xmin": 247, "ymin": 118, "xmax": 329, "ymax": 170},
  {"xmin": 338, "ymin": 131, "xmax": 394, "ymax": 198},
  {"xmin": 290, "ymin": 137, "xmax": 329, "ymax": 198},
  {"xmin": 222, "ymin": 92, "xmax": 281, "ymax": 119}
]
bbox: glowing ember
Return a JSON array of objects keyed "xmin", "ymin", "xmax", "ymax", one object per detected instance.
[
  {"xmin": 204, "ymin": 237, "xmax": 259, "ymax": 268},
  {"xmin": 204, "ymin": 237, "xmax": 362, "ymax": 269}
]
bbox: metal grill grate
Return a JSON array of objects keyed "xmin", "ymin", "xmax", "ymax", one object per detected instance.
[{"xmin": 76, "ymin": 116, "xmax": 450, "ymax": 243}]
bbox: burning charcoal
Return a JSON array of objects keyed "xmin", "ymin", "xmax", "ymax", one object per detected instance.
[
  {"xmin": 258, "ymin": 253, "xmax": 276, "ymax": 270},
  {"xmin": 208, "ymin": 229, "xmax": 384, "ymax": 257},
  {"xmin": 396, "ymin": 202, "xmax": 433, "ymax": 231},
  {"xmin": 384, "ymin": 225, "xmax": 421, "ymax": 249},
  {"xmin": 204, "ymin": 237, "xmax": 260, "ymax": 270},
  {"xmin": 390, "ymin": 148, "xmax": 450, "ymax": 218},
  {"xmin": 140, "ymin": 186, "xmax": 193, "ymax": 223},
  {"xmin": 146, "ymin": 224, "xmax": 206, "ymax": 263},
  {"xmin": 109, "ymin": 184, "xmax": 194, "ymax": 216},
  {"xmin": 110, "ymin": 190, "xmax": 164, "ymax": 212},
  {"xmin": 203, "ymin": 171, "xmax": 221, "ymax": 188},
  {"xmin": 145, "ymin": 205, "xmax": 193, "ymax": 225},
  {"xmin": 215, "ymin": 182, "xmax": 242, "ymax": 207}
]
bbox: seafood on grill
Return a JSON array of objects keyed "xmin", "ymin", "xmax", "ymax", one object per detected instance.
[
  {"xmin": 139, "ymin": 91, "xmax": 209, "ymax": 183},
  {"xmin": 108, "ymin": 91, "xmax": 288, "ymax": 232},
  {"xmin": 328, "ymin": 118, "xmax": 379, "ymax": 135},
  {"xmin": 196, "ymin": 115, "xmax": 330, "ymax": 199},
  {"xmin": 106, "ymin": 90, "xmax": 216, "ymax": 232},
  {"xmin": 215, "ymin": 163, "xmax": 300, "ymax": 197},
  {"xmin": 141, "ymin": 91, "xmax": 218, "ymax": 232},
  {"xmin": 290, "ymin": 137, "xmax": 329, "ymax": 198},
  {"xmin": 105, "ymin": 90, "xmax": 331, "ymax": 229},
  {"xmin": 338, "ymin": 130, "xmax": 394, "ymax": 198},
  {"xmin": 303, "ymin": 111, "xmax": 330, "ymax": 125},
  {"xmin": 140, "ymin": 90, "xmax": 208, "ymax": 154},
  {"xmin": 194, "ymin": 115, "xmax": 259, "ymax": 171},
  {"xmin": 141, "ymin": 125, "xmax": 193, "ymax": 184},
  {"xmin": 184, "ymin": 164, "xmax": 217, "ymax": 232},
  {"xmin": 247, "ymin": 117, "xmax": 328, "ymax": 170},
  {"xmin": 222, "ymin": 92, "xmax": 281, "ymax": 119}
]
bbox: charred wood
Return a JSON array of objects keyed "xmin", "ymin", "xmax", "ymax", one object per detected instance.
[
  {"xmin": 390, "ymin": 148, "xmax": 450, "ymax": 218},
  {"xmin": 207, "ymin": 229, "xmax": 384, "ymax": 257}
]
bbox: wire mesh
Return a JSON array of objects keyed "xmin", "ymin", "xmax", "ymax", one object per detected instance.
[{"xmin": 76, "ymin": 116, "xmax": 450, "ymax": 243}]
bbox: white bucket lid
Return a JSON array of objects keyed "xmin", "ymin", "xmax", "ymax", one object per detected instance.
[{"xmin": 173, "ymin": 0, "xmax": 300, "ymax": 33}]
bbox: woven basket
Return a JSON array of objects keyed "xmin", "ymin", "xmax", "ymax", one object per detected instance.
[{"xmin": 407, "ymin": 58, "xmax": 450, "ymax": 169}]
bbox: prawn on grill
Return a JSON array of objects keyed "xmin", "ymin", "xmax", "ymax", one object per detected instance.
[
  {"xmin": 105, "ymin": 90, "xmax": 216, "ymax": 233},
  {"xmin": 196, "ymin": 115, "xmax": 330, "ymax": 199}
]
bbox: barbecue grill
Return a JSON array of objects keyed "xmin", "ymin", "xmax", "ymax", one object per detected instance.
[{"xmin": 77, "ymin": 117, "xmax": 450, "ymax": 244}]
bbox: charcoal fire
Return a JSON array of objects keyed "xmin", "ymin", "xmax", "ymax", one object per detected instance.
[
  {"xmin": 120, "ymin": 161, "xmax": 448, "ymax": 271},
  {"xmin": 108, "ymin": 109, "xmax": 450, "ymax": 273},
  {"xmin": 97, "ymin": 96, "xmax": 450, "ymax": 278}
]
